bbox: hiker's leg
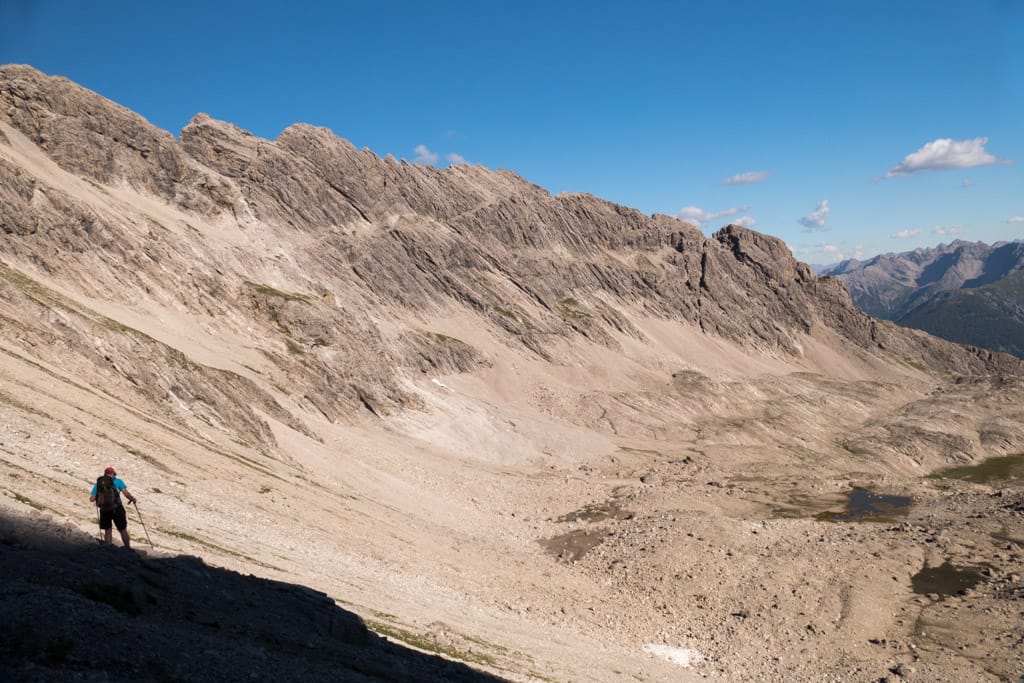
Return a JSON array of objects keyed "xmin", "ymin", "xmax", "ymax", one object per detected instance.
[
  {"xmin": 114, "ymin": 506, "xmax": 129, "ymax": 548},
  {"xmin": 100, "ymin": 509, "xmax": 113, "ymax": 543}
]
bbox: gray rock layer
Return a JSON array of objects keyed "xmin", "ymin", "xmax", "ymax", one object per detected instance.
[{"xmin": 1, "ymin": 64, "xmax": 1020, "ymax": 448}]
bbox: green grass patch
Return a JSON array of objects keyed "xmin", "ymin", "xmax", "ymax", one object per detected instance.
[
  {"xmin": 927, "ymin": 454, "xmax": 1024, "ymax": 484},
  {"xmin": 162, "ymin": 529, "xmax": 281, "ymax": 570},
  {"xmin": 557, "ymin": 297, "xmax": 591, "ymax": 320},
  {"xmin": 82, "ymin": 178, "xmax": 109, "ymax": 193},
  {"xmin": 0, "ymin": 389, "xmax": 53, "ymax": 419},
  {"xmin": 6, "ymin": 277, "xmax": 209, "ymax": 380},
  {"xmin": 838, "ymin": 440, "xmax": 873, "ymax": 456},
  {"xmin": 0, "ymin": 262, "xmax": 58, "ymax": 302},
  {"xmin": 258, "ymin": 348, "xmax": 285, "ymax": 366},
  {"xmin": 95, "ymin": 313, "xmax": 144, "ymax": 337},
  {"xmin": 163, "ymin": 529, "xmax": 205, "ymax": 544},
  {"xmin": 902, "ymin": 359, "xmax": 930, "ymax": 373},
  {"xmin": 364, "ymin": 619, "xmax": 499, "ymax": 669},
  {"xmin": 116, "ymin": 442, "xmax": 172, "ymax": 473},
  {"xmin": 144, "ymin": 215, "xmax": 169, "ymax": 232},
  {"xmin": 426, "ymin": 331, "xmax": 461, "ymax": 344},
  {"xmin": 13, "ymin": 493, "xmax": 46, "ymax": 511},
  {"xmin": 245, "ymin": 281, "xmax": 311, "ymax": 303},
  {"xmin": 202, "ymin": 445, "xmax": 286, "ymax": 483},
  {"xmin": 813, "ymin": 510, "xmax": 898, "ymax": 524}
]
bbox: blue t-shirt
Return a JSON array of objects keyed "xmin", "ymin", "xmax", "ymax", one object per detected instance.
[{"xmin": 90, "ymin": 477, "xmax": 127, "ymax": 496}]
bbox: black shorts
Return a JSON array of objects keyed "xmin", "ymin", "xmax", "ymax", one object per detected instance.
[{"xmin": 99, "ymin": 505, "xmax": 127, "ymax": 531}]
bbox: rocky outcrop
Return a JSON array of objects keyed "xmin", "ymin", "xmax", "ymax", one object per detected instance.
[
  {"xmin": 698, "ymin": 225, "xmax": 816, "ymax": 353},
  {"xmin": 0, "ymin": 64, "xmax": 233, "ymax": 216},
  {"xmin": 0, "ymin": 261, "xmax": 308, "ymax": 446}
]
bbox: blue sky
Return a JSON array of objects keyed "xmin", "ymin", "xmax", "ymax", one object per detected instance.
[{"xmin": 2, "ymin": 0, "xmax": 1021, "ymax": 264}]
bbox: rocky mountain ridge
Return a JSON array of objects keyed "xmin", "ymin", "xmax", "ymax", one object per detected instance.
[{"xmin": 1, "ymin": 64, "xmax": 1017, "ymax": 451}]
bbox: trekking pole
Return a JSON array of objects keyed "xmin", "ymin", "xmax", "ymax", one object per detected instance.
[{"xmin": 132, "ymin": 501, "xmax": 155, "ymax": 547}]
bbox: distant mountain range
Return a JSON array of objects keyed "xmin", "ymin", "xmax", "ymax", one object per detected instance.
[{"xmin": 821, "ymin": 240, "xmax": 1024, "ymax": 358}]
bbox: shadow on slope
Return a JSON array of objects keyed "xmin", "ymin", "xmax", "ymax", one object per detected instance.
[
  {"xmin": 962, "ymin": 242, "xmax": 1024, "ymax": 289},
  {"xmin": 897, "ymin": 269, "xmax": 1024, "ymax": 359},
  {"xmin": 916, "ymin": 251, "xmax": 959, "ymax": 288},
  {"xmin": 0, "ymin": 508, "xmax": 507, "ymax": 683}
]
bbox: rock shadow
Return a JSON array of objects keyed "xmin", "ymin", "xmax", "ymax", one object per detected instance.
[{"xmin": 0, "ymin": 508, "xmax": 508, "ymax": 682}]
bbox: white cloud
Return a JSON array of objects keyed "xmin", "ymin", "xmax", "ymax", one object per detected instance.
[
  {"xmin": 445, "ymin": 152, "xmax": 467, "ymax": 165},
  {"xmin": 1007, "ymin": 216, "xmax": 1024, "ymax": 223},
  {"xmin": 722, "ymin": 171, "xmax": 769, "ymax": 186},
  {"xmin": 961, "ymin": 177, "xmax": 974, "ymax": 188},
  {"xmin": 733, "ymin": 215, "xmax": 757, "ymax": 228},
  {"xmin": 795, "ymin": 241, "xmax": 865, "ymax": 264},
  {"xmin": 677, "ymin": 206, "xmax": 710, "ymax": 224},
  {"xmin": 932, "ymin": 225, "xmax": 963, "ymax": 236},
  {"xmin": 798, "ymin": 200, "xmax": 830, "ymax": 231},
  {"xmin": 677, "ymin": 204, "xmax": 750, "ymax": 226},
  {"xmin": 887, "ymin": 137, "xmax": 1010, "ymax": 177},
  {"xmin": 413, "ymin": 144, "xmax": 438, "ymax": 165},
  {"xmin": 891, "ymin": 229, "xmax": 921, "ymax": 239}
]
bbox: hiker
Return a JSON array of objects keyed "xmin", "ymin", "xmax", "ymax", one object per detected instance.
[{"xmin": 89, "ymin": 466, "xmax": 137, "ymax": 548}]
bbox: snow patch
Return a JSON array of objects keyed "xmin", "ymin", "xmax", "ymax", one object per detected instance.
[{"xmin": 644, "ymin": 644, "xmax": 704, "ymax": 668}]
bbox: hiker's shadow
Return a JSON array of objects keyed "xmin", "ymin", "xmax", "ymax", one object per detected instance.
[{"xmin": 0, "ymin": 509, "xmax": 509, "ymax": 682}]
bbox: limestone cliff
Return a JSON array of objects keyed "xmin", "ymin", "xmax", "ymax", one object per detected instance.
[{"xmin": 0, "ymin": 64, "xmax": 1019, "ymax": 449}]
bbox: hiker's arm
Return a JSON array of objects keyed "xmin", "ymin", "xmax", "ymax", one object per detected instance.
[
  {"xmin": 122, "ymin": 489, "xmax": 137, "ymax": 504},
  {"xmin": 89, "ymin": 494, "xmax": 96, "ymax": 503}
]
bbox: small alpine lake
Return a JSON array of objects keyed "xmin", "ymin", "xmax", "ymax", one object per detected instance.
[
  {"xmin": 773, "ymin": 487, "xmax": 913, "ymax": 522},
  {"xmin": 813, "ymin": 488, "xmax": 913, "ymax": 522}
]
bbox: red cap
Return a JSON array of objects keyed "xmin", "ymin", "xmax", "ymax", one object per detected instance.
[{"xmin": 104, "ymin": 467, "xmax": 116, "ymax": 475}]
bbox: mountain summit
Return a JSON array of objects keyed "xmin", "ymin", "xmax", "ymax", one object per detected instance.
[{"xmin": 2, "ymin": 65, "xmax": 1022, "ymax": 682}]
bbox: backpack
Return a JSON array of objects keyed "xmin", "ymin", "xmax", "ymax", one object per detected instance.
[{"xmin": 95, "ymin": 475, "xmax": 120, "ymax": 511}]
